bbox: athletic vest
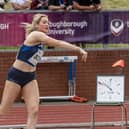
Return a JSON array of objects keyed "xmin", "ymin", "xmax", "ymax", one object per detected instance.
[{"xmin": 17, "ymin": 44, "xmax": 44, "ymax": 66}]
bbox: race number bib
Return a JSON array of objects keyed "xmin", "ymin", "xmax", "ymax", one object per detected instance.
[{"xmin": 28, "ymin": 49, "xmax": 43, "ymax": 66}]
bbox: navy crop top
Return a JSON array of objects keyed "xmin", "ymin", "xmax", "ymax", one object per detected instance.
[{"xmin": 16, "ymin": 44, "xmax": 44, "ymax": 66}]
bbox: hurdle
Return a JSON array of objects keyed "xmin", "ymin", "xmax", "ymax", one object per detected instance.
[{"xmin": 39, "ymin": 56, "xmax": 78, "ymax": 100}]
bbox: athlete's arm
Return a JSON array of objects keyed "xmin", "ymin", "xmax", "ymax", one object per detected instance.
[{"xmin": 26, "ymin": 31, "xmax": 88, "ymax": 62}]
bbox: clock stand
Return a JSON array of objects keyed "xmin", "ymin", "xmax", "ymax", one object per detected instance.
[{"xmin": 91, "ymin": 75, "xmax": 128, "ymax": 129}]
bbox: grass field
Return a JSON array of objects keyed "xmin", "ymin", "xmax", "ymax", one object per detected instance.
[{"xmin": 102, "ymin": 0, "xmax": 129, "ymax": 10}]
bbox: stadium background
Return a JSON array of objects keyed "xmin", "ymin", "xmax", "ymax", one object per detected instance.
[
  {"xmin": 1, "ymin": 0, "xmax": 129, "ymax": 102},
  {"xmin": 0, "ymin": 49, "xmax": 129, "ymax": 102}
]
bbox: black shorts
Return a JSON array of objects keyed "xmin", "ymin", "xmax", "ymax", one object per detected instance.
[{"xmin": 7, "ymin": 67, "xmax": 36, "ymax": 87}]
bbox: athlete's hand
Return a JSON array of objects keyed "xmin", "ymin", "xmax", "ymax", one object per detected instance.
[{"xmin": 79, "ymin": 48, "xmax": 88, "ymax": 63}]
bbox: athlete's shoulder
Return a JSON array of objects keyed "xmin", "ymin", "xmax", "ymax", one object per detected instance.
[
  {"xmin": 25, "ymin": 31, "xmax": 49, "ymax": 45},
  {"xmin": 26, "ymin": 31, "xmax": 47, "ymax": 40},
  {"xmin": 30, "ymin": 31, "xmax": 46, "ymax": 36}
]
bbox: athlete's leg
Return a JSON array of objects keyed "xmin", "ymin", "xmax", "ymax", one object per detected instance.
[
  {"xmin": 0, "ymin": 80, "xmax": 21, "ymax": 115},
  {"xmin": 22, "ymin": 80, "xmax": 39, "ymax": 129}
]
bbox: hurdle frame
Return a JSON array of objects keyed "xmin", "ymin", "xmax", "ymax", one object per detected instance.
[{"xmin": 39, "ymin": 56, "xmax": 78, "ymax": 101}]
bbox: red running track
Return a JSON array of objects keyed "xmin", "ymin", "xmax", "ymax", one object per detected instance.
[{"xmin": 0, "ymin": 102, "xmax": 129, "ymax": 129}]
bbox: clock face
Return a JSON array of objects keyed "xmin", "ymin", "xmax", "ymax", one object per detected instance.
[{"xmin": 96, "ymin": 75, "xmax": 125, "ymax": 104}]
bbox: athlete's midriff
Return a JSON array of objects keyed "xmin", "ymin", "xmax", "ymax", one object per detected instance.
[{"xmin": 13, "ymin": 60, "xmax": 36, "ymax": 72}]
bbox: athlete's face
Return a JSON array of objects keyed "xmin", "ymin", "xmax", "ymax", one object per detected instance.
[{"xmin": 38, "ymin": 17, "xmax": 49, "ymax": 33}]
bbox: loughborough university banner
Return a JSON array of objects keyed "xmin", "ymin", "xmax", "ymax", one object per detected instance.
[{"xmin": 0, "ymin": 11, "xmax": 129, "ymax": 46}]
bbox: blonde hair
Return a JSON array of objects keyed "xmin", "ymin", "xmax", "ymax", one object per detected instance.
[{"xmin": 22, "ymin": 13, "xmax": 48, "ymax": 36}]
